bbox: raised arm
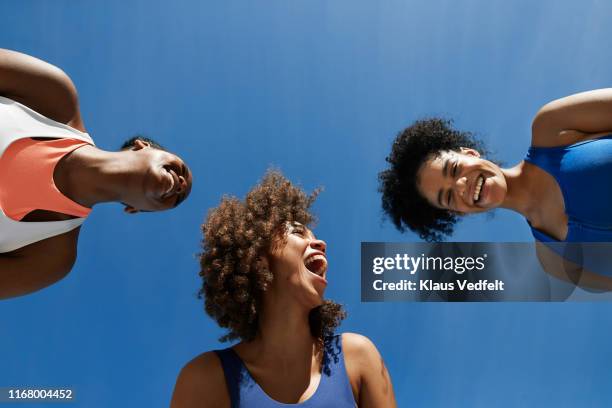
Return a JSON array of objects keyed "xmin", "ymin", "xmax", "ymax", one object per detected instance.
[
  {"xmin": 343, "ymin": 333, "xmax": 397, "ymax": 408},
  {"xmin": 0, "ymin": 49, "xmax": 84, "ymax": 130},
  {"xmin": 531, "ymin": 88, "xmax": 612, "ymax": 147}
]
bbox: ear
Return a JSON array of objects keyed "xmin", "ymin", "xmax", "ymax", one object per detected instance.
[
  {"xmin": 132, "ymin": 139, "xmax": 150, "ymax": 151},
  {"xmin": 124, "ymin": 205, "xmax": 139, "ymax": 214},
  {"xmin": 459, "ymin": 147, "xmax": 480, "ymax": 158}
]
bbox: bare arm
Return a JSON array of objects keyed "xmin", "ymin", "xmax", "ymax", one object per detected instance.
[
  {"xmin": 532, "ymin": 88, "xmax": 612, "ymax": 147},
  {"xmin": 170, "ymin": 352, "xmax": 230, "ymax": 408},
  {"xmin": 0, "ymin": 49, "xmax": 84, "ymax": 130},
  {"xmin": 0, "ymin": 229, "xmax": 79, "ymax": 300},
  {"xmin": 536, "ymin": 242, "xmax": 612, "ymax": 292},
  {"xmin": 343, "ymin": 333, "xmax": 397, "ymax": 408}
]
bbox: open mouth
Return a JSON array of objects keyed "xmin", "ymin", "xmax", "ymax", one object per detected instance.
[
  {"xmin": 473, "ymin": 175, "xmax": 484, "ymax": 203},
  {"xmin": 304, "ymin": 254, "xmax": 327, "ymax": 278}
]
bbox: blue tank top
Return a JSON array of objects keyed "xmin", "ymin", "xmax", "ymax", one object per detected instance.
[
  {"xmin": 524, "ymin": 135, "xmax": 612, "ymax": 242},
  {"xmin": 214, "ymin": 335, "xmax": 356, "ymax": 408}
]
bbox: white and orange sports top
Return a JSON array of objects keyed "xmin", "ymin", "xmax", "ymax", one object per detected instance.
[{"xmin": 0, "ymin": 96, "xmax": 95, "ymax": 253}]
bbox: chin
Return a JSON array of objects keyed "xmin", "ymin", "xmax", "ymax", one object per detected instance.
[{"xmin": 303, "ymin": 290, "xmax": 325, "ymax": 310}]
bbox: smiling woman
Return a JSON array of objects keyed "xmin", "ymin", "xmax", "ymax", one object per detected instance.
[
  {"xmin": 417, "ymin": 148, "xmax": 507, "ymax": 213},
  {"xmin": 378, "ymin": 118, "xmax": 488, "ymax": 241},
  {"xmin": 170, "ymin": 170, "xmax": 397, "ymax": 408},
  {"xmin": 0, "ymin": 49, "xmax": 193, "ymax": 299},
  {"xmin": 379, "ymin": 89, "xmax": 612, "ymax": 244}
]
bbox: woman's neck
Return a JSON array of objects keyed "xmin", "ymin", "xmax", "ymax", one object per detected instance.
[
  {"xmin": 500, "ymin": 161, "xmax": 542, "ymax": 220},
  {"xmin": 260, "ymin": 302, "xmax": 316, "ymax": 356},
  {"xmin": 56, "ymin": 145, "xmax": 137, "ymax": 207},
  {"xmin": 238, "ymin": 294, "xmax": 320, "ymax": 370}
]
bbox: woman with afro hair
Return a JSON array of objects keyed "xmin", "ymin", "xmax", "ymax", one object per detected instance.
[
  {"xmin": 379, "ymin": 88, "xmax": 612, "ymax": 244},
  {"xmin": 171, "ymin": 170, "xmax": 396, "ymax": 408}
]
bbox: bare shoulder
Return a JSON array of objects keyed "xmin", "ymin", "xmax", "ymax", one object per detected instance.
[
  {"xmin": 0, "ymin": 49, "xmax": 84, "ymax": 131},
  {"xmin": 342, "ymin": 333, "xmax": 381, "ymax": 390},
  {"xmin": 170, "ymin": 351, "xmax": 230, "ymax": 408},
  {"xmin": 341, "ymin": 333, "xmax": 397, "ymax": 408},
  {"xmin": 342, "ymin": 332, "xmax": 379, "ymax": 360}
]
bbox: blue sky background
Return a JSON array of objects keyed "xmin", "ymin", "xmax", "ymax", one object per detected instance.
[{"xmin": 2, "ymin": 1, "xmax": 612, "ymax": 406}]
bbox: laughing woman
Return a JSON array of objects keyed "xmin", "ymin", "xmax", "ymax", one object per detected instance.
[
  {"xmin": 171, "ymin": 171, "xmax": 396, "ymax": 408},
  {"xmin": 0, "ymin": 49, "xmax": 192, "ymax": 299},
  {"xmin": 379, "ymin": 88, "xmax": 612, "ymax": 243}
]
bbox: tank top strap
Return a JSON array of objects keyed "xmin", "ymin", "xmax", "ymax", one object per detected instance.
[
  {"xmin": 524, "ymin": 145, "xmax": 566, "ymax": 242},
  {"xmin": 524, "ymin": 135, "xmax": 612, "ymax": 179},
  {"xmin": 214, "ymin": 348, "xmax": 245, "ymax": 406},
  {"xmin": 315, "ymin": 335, "xmax": 355, "ymax": 405},
  {"xmin": 524, "ymin": 145, "xmax": 564, "ymax": 179},
  {"xmin": 0, "ymin": 96, "xmax": 94, "ymax": 153}
]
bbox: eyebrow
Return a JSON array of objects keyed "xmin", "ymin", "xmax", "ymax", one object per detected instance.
[
  {"xmin": 291, "ymin": 222, "xmax": 315, "ymax": 239},
  {"xmin": 290, "ymin": 221, "xmax": 306, "ymax": 231}
]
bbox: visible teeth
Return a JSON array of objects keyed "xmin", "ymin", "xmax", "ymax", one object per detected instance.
[
  {"xmin": 305, "ymin": 254, "xmax": 327, "ymax": 276},
  {"xmin": 473, "ymin": 176, "xmax": 484, "ymax": 202}
]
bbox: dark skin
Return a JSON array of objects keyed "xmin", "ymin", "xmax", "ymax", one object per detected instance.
[
  {"xmin": 416, "ymin": 90, "xmax": 612, "ymax": 290},
  {"xmin": 0, "ymin": 49, "xmax": 193, "ymax": 299},
  {"xmin": 418, "ymin": 89, "xmax": 612, "ymax": 242},
  {"xmin": 171, "ymin": 333, "xmax": 395, "ymax": 408},
  {"xmin": 170, "ymin": 225, "xmax": 396, "ymax": 407}
]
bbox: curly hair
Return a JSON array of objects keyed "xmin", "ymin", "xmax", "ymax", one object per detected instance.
[
  {"xmin": 378, "ymin": 118, "xmax": 487, "ymax": 242},
  {"xmin": 199, "ymin": 170, "xmax": 346, "ymax": 342}
]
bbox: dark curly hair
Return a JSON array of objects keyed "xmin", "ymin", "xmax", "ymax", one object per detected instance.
[
  {"xmin": 378, "ymin": 118, "xmax": 487, "ymax": 242},
  {"xmin": 199, "ymin": 170, "xmax": 346, "ymax": 342},
  {"xmin": 120, "ymin": 135, "xmax": 164, "ymax": 150}
]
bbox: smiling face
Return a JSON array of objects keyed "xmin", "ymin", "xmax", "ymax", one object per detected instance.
[
  {"xmin": 417, "ymin": 148, "xmax": 507, "ymax": 214},
  {"xmin": 267, "ymin": 222, "xmax": 328, "ymax": 309},
  {"xmin": 123, "ymin": 140, "xmax": 193, "ymax": 213}
]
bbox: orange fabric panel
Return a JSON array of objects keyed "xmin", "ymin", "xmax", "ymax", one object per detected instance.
[{"xmin": 0, "ymin": 138, "xmax": 92, "ymax": 221}]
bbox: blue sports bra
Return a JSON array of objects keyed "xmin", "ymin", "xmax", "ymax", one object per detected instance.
[
  {"xmin": 214, "ymin": 335, "xmax": 356, "ymax": 408},
  {"xmin": 524, "ymin": 135, "xmax": 612, "ymax": 242}
]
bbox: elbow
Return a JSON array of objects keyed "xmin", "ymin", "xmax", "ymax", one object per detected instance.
[{"xmin": 531, "ymin": 103, "xmax": 558, "ymax": 135}]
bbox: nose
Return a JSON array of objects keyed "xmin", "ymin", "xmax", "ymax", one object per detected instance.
[
  {"xmin": 176, "ymin": 175, "xmax": 186, "ymax": 194},
  {"xmin": 309, "ymin": 239, "xmax": 326, "ymax": 253},
  {"xmin": 454, "ymin": 176, "xmax": 468, "ymax": 199}
]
